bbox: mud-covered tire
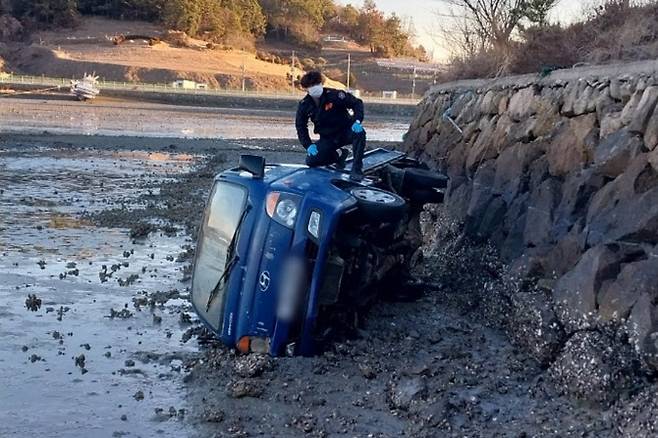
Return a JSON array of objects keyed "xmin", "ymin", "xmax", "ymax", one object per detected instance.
[
  {"xmin": 348, "ymin": 186, "xmax": 407, "ymax": 222},
  {"xmin": 403, "ymin": 168, "xmax": 449, "ymax": 190}
]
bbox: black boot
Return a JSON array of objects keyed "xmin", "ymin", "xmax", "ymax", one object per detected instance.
[
  {"xmin": 350, "ymin": 131, "xmax": 366, "ymax": 181},
  {"xmin": 335, "ymin": 148, "xmax": 349, "ymax": 170},
  {"xmin": 349, "ymin": 171, "xmax": 363, "ymax": 182}
]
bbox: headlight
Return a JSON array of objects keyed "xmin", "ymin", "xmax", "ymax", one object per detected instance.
[
  {"xmin": 266, "ymin": 192, "xmax": 300, "ymax": 228},
  {"xmin": 307, "ymin": 210, "xmax": 321, "ymax": 239},
  {"xmin": 276, "ymin": 199, "xmax": 297, "ymax": 227}
]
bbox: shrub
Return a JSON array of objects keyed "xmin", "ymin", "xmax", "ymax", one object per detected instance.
[
  {"xmin": 322, "ymin": 68, "xmax": 356, "ymax": 87},
  {"xmin": 323, "ymin": 67, "xmax": 343, "ymax": 82},
  {"xmin": 446, "ymin": 50, "xmax": 502, "ymax": 81},
  {"xmin": 300, "ymin": 57, "xmax": 315, "ymax": 71},
  {"xmin": 0, "ymin": 14, "xmax": 23, "ymax": 41},
  {"xmin": 444, "ymin": 0, "xmax": 658, "ymax": 81},
  {"xmin": 508, "ymin": 25, "xmax": 582, "ymax": 74}
]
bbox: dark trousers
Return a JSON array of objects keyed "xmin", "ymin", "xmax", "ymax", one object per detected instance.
[{"xmin": 306, "ymin": 128, "xmax": 366, "ymax": 173}]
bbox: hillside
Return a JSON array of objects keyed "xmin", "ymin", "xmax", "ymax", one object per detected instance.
[
  {"xmin": 1, "ymin": 18, "xmax": 305, "ymax": 91},
  {"xmin": 0, "ymin": 17, "xmax": 439, "ymax": 96}
]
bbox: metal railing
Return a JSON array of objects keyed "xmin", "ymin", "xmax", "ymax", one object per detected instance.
[{"xmin": 0, "ymin": 73, "xmax": 421, "ymax": 105}]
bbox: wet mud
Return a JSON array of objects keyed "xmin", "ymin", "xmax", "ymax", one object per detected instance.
[
  {"xmin": 0, "ymin": 133, "xmax": 314, "ymax": 436},
  {"xmin": 0, "ymin": 98, "xmax": 410, "ymax": 142},
  {"xmin": 0, "ymin": 133, "xmax": 648, "ymax": 437}
]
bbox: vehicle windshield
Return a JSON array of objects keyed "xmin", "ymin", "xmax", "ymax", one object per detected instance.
[{"xmin": 191, "ymin": 181, "xmax": 248, "ymax": 331}]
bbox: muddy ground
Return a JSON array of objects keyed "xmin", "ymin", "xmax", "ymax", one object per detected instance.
[{"xmin": 0, "ymin": 133, "xmax": 652, "ymax": 437}]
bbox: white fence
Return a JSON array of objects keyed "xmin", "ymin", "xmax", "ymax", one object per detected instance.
[{"xmin": 0, "ymin": 74, "xmax": 420, "ymax": 105}]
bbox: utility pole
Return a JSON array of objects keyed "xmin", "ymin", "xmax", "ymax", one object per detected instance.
[
  {"xmin": 346, "ymin": 53, "xmax": 351, "ymax": 90},
  {"xmin": 241, "ymin": 56, "xmax": 246, "ymax": 93},
  {"xmin": 291, "ymin": 50, "xmax": 296, "ymax": 94},
  {"xmin": 411, "ymin": 66, "xmax": 417, "ymax": 99}
]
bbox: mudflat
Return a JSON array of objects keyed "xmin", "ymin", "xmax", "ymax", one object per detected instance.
[
  {"xmin": 0, "ymin": 97, "xmax": 410, "ymax": 141},
  {"xmin": 0, "ymin": 131, "xmax": 633, "ymax": 437}
]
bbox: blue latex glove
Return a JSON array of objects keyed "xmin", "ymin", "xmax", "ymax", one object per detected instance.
[
  {"xmin": 351, "ymin": 121, "xmax": 364, "ymax": 133},
  {"xmin": 307, "ymin": 144, "xmax": 318, "ymax": 156}
]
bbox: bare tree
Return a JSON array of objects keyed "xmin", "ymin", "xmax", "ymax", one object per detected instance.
[
  {"xmin": 442, "ymin": 0, "xmax": 529, "ymax": 54},
  {"xmin": 438, "ymin": 0, "xmax": 560, "ymax": 50},
  {"xmin": 433, "ymin": 0, "xmax": 559, "ymax": 70}
]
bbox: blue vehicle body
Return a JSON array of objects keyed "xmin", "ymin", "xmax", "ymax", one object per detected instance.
[{"xmin": 190, "ymin": 149, "xmax": 435, "ymax": 356}]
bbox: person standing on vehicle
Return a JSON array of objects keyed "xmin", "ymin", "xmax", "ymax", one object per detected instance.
[{"xmin": 295, "ymin": 71, "xmax": 366, "ymax": 181}]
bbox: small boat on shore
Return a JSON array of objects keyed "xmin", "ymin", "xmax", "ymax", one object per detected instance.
[{"xmin": 71, "ymin": 74, "xmax": 100, "ymax": 101}]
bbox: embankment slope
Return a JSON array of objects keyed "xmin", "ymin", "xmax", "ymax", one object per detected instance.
[{"xmin": 404, "ymin": 59, "xmax": 658, "ymax": 408}]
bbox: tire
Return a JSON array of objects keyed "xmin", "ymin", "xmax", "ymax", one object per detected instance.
[
  {"xmin": 348, "ymin": 186, "xmax": 407, "ymax": 222},
  {"xmin": 402, "ymin": 168, "xmax": 449, "ymax": 190}
]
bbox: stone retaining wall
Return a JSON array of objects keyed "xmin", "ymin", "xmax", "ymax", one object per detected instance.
[{"xmin": 403, "ymin": 62, "xmax": 658, "ymax": 402}]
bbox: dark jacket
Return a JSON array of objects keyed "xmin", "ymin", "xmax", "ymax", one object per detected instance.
[{"xmin": 295, "ymin": 88, "xmax": 365, "ymax": 149}]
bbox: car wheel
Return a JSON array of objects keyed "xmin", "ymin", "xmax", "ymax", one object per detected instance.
[
  {"xmin": 403, "ymin": 168, "xmax": 449, "ymax": 190},
  {"xmin": 349, "ymin": 186, "xmax": 407, "ymax": 222}
]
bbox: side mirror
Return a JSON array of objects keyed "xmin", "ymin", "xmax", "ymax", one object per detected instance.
[{"xmin": 239, "ymin": 155, "xmax": 266, "ymax": 179}]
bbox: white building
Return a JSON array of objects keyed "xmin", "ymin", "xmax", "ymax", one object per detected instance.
[{"xmin": 172, "ymin": 79, "xmax": 207, "ymax": 90}]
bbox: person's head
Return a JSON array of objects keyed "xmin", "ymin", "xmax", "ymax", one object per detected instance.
[{"xmin": 300, "ymin": 71, "xmax": 324, "ymax": 98}]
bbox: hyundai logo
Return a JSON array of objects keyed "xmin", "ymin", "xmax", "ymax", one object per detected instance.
[{"xmin": 259, "ymin": 271, "xmax": 271, "ymax": 292}]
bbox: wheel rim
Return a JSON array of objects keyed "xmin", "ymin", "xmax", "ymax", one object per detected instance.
[{"xmin": 352, "ymin": 188, "xmax": 397, "ymax": 204}]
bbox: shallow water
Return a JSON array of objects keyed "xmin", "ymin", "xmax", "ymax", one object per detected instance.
[
  {"xmin": 0, "ymin": 147, "xmax": 200, "ymax": 437},
  {"xmin": 0, "ymin": 108, "xmax": 409, "ymax": 436},
  {"xmin": 0, "ymin": 98, "xmax": 410, "ymax": 142}
]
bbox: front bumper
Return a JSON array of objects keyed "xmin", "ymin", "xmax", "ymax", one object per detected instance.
[{"xmin": 236, "ymin": 196, "xmax": 355, "ymax": 357}]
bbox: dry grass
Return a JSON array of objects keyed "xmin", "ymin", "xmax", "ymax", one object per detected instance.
[
  {"xmin": 38, "ymin": 18, "xmax": 296, "ymax": 78},
  {"xmin": 445, "ymin": 0, "xmax": 658, "ymax": 80},
  {"xmin": 581, "ymin": 1, "xmax": 658, "ymax": 64}
]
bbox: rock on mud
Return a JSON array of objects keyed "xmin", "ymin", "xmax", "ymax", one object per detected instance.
[
  {"xmin": 548, "ymin": 331, "xmax": 638, "ymax": 405},
  {"xmin": 179, "ymin": 313, "xmax": 192, "ymax": 325},
  {"xmin": 387, "ymin": 377, "xmax": 427, "ymax": 411},
  {"xmin": 201, "ymin": 408, "xmax": 224, "ymax": 423},
  {"xmin": 227, "ymin": 380, "xmax": 264, "ymax": 399},
  {"xmin": 232, "ymin": 355, "xmax": 272, "ymax": 378},
  {"xmin": 108, "ymin": 308, "xmax": 133, "ymax": 319},
  {"xmin": 129, "ymin": 222, "xmax": 156, "ymax": 239},
  {"xmin": 25, "ymin": 294, "xmax": 42, "ymax": 312},
  {"xmin": 508, "ymin": 289, "xmax": 566, "ymax": 365},
  {"xmin": 615, "ymin": 386, "xmax": 658, "ymax": 436}
]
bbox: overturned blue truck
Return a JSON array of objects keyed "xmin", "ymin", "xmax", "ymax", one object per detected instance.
[{"xmin": 191, "ymin": 149, "xmax": 448, "ymax": 356}]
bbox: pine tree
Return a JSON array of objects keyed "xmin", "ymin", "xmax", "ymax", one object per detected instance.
[
  {"xmin": 162, "ymin": 0, "xmax": 202, "ymax": 35},
  {"xmin": 12, "ymin": 0, "xmax": 79, "ymax": 26}
]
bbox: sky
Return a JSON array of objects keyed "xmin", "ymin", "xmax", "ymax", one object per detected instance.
[{"xmin": 338, "ymin": 0, "xmax": 590, "ymax": 61}]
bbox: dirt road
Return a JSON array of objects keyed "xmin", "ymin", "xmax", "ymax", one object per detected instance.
[{"xmin": 1, "ymin": 131, "xmax": 638, "ymax": 437}]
